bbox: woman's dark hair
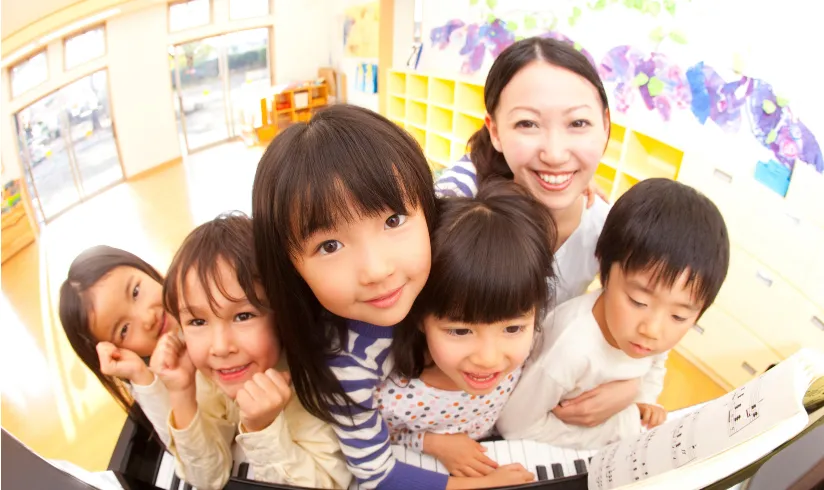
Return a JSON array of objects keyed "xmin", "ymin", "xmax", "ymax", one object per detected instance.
[
  {"xmin": 163, "ymin": 212, "xmax": 268, "ymax": 322},
  {"xmin": 251, "ymin": 104, "xmax": 437, "ymax": 423},
  {"xmin": 595, "ymin": 178, "xmax": 730, "ymax": 317},
  {"xmin": 392, "ymin": 179, "xmax": 557, "ymax": 378},
  {"xmin": 469, "ymin": 36, "xmax": 610, "ymax": 185},
  {"xmin": 58, "ymin": 245, "xmax": 163, "ymax": 424}
]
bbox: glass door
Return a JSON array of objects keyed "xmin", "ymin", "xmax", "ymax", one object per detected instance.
[
  {"xmin": 225, "ymin": 28, "xmax": 271, "ymax": 136},
  {"xmin": 15, "ymin": 70, "xmax": 124, "ymax": 222},
  {"xmin": 171, "ymin": 28, "xmax": 271, "ymax": 153},
  {"xmin": 63, "ymin": 71, "xmax": 122, "ymax": 196},
  {"xmin": 172, "ymin": 37, "xmax": 230, "ymax": 152}
]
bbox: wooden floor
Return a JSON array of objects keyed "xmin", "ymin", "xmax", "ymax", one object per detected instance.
[{"xmin": 0, "ymin": 141, "xmax": 726, "ymax": 472}]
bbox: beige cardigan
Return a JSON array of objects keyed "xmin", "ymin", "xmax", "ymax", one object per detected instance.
[{"xmin": 161, "ymin": 369, "xmax": 352, "ymax": 490}]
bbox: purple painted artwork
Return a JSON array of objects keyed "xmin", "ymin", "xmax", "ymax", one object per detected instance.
[
  {"xmin": 599, "ymin": 47, "xmax": 690, "ymax": 121},
  {"xmin": 686, "ymin": 62, "xmax": 753, "ymax": 133},
  {"xmin": 429, "ymin": 18, "xmax": 515, "ymax": 74},
  {"xmin": 430, "ymin": 19, "xmax": 465, "ymax": 49},
  {"xmin": 539, "ymin": 31, "xmax": 597, "ymax": 69},
  {"xmin": 748, "ymin": 80, "xmax": 823, "ymax": 172}
]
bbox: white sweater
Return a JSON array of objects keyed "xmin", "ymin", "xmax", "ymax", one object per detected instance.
[{"xmin": 496, "ymin": 290, "xmax": 668, "ymax": 449}]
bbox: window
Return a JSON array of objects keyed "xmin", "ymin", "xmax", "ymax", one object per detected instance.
[
  {"xmin": 169, "ymin": 0, "xmax": 211, "ymax": 32},
  {"xmin": 10, "ymin": 51, "xmax": 48, "ymax": 98},
  {"xmin": 64, "ymin": 27, "xmax": 106, "ymax": 70},
  {"xmin": 229, "ymin": 0, "xmax": 269, "ymax": 19}
]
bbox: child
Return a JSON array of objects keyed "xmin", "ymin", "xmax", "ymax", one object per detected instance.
[
  {"xmin": 496, "ymin": 178, "xmax": 730, "ymax": 448},
  {"xmin": 251, "ymin": 105, "xmax": 532, "ymax": 489},
  {"xmin": 435, "ymin": 36, "xmax": 651, "ymax": 430},
  {"xmin": 59, "ymin": 245, "xmax": 180, "ymax": 446},
  {"xmin": 383, "ymin": 180, "xmax": 556, "ymax": 477},
  {"xmin": 152, "ymin": 212, "xmax": 351, "ymax": 490}
]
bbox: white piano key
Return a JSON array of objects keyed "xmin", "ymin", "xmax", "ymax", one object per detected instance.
[
  {"xmin": 508, "ymin": 440, "xmax": 527, "ymax": 469},
  {"xmin": 549, "ymin": 446, "xmax": 566, "ymax": 477},
  {"xmin": 405, "ymin": 448, "xmax": 422, "ymax": 467},
  {"xmin": 494, "ymin": 440, "xmax": 512, "ymax": 465},
  {"xmin": 534, "ymin": 442, "xmax": 554, "ymax": 479},
  {"xmin": 521, "ymin": 440, "xmax": 539, "ymax": 477},
  {"xmin": 155, "ymin": 451, "xmax": 175, "ymax": 490},
  {"xmin": 392, "ymin": 445, "xmax": 406, "ymax": 463},
  {"xmin": 481, "ymin": 441, "xmax": 497, "ymax": 462},
  {"xmin": 562, "ymin": 448, "xmax": 578, "ymax": 476},
  {"xmin": 420, "ymin": 453, "xmax": 438, "ymax": 472}
]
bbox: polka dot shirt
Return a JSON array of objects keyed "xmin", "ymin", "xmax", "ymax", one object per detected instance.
[{"xmin": 376, "ymin": 368, "xmax": 522, "ymax": 452}]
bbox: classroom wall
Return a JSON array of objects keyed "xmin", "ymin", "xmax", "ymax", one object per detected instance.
[
  {"xmin": 107, "ymin": 4, "xmax": 180, "ymax": 179},
  {"xmin": 414, "ymin": 0, "xmax": 823, "ymax": 179},
  {"xmin": 329, "ymin": 0, "xmax": 380, "ymax": 111}
]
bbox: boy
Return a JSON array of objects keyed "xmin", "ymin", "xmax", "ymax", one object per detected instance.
[{"xmin": 496, "ymin": 178, "xmax": 730, "ymax": 449}]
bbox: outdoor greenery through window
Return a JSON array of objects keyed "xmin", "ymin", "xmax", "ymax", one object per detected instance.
[{"xmin": 64, "ymin": 27, "xmax": 106, "ymax": 70}]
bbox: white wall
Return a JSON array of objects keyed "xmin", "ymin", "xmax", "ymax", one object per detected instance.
[
  {"xmin": 328, "ymin": 0, "xmax": 380, "ymax": 111},
  {"xmin": 107, "ymin": 5, "xmax": 180, "ymax": 178},
  {"xmin": 274, "ymin": 0, "xmax": 334, "ymax": 84}
]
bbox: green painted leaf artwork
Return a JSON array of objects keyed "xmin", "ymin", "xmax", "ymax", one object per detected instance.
[
  {"xmin": 633, "ymin": 72, "xmax": 650, "ymax": 87},
  {"xmin": 647, "ymin": 77, "xmax": 664, "ymax": 97}
]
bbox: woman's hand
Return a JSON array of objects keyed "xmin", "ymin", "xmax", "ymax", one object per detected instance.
[{"xmin": 552, "ymin": 378, "xmax": 640, "ymax": 427}]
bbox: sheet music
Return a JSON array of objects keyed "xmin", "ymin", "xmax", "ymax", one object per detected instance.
[{"xmin": 587, "ymin": 353, "xmax": 814, "ymax": 490}]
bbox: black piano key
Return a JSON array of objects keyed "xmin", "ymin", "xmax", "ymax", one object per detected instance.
[
  {"xmin": 574, "ymin": 459, "xmax": 587, "ymax": 475},
  {"xmin": 170, "ymin": 474, "xmax": 181, "ymax": 490},
  {"xmin": 183, "ymin": 483, "xmax": 193, "ymax": 490},
  {"xmin": 552, "ymin": 463, "xmax": 564, "ymax": 478},
  {"xmin": 238, "ymin": 462, "xmax": 250, "ymax": 479},
  {"xmin": 536, "ymin": 465, "xmax": 549, "ymax": 481}
]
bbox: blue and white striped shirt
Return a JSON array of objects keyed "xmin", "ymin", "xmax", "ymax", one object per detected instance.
[{"xmin": 327, "ymin": 320, "xmax": 448, "ymax": 490}]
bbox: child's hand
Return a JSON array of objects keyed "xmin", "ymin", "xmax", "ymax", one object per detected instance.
[
  {"xmin": 149, "ymin": 332, "xmax": 196, "ymax": 394},
  {"xmin": 478, "ymin": 464, "xmax": 534, "ymax": 488},
  {"xmin": 97, "ymin": 342, "xmax": 153, "ymax": 385},
  {"xmin": 583, "ymin": 180, "xmax": 609, "ymax": 208},
  {"xmin": 236, "ymin": 369, "xmax": 292, "ymax": 433},
  {"xmin": 637, "ymin": 403, "xmax": 667, "ymax": 429},
  {"xmin": 553, "ymin": 378, "xmax": 640, "ymax": 427},
  {"xmin": 424, "ymin": 433, "xmax": 498, "ymax": 477}
]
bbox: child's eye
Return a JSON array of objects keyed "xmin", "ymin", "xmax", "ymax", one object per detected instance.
[
  {"xmin": 515, "ymin": 120, "xmax": 537, "ymax": 129},
  {"xmin": 504, "ymin": 325, "xmax": 525, "ymax": 334},
  {"xmin": 132, "ymin": 283, "xmax": 140, "ymax": 299},
  {"xmin": 119, "ymin": 324, "xmax": 129, "ymax": 341},
  {"xmin": 447, "ymin": 328, "xmax": 472, "ymax": 337},
  {"xmin": 672, "ymin": 315, "xmax": 688, "ymax": 322},
  {"xmin": 570, "ymin": 119, "xmax": 591, "ymax": 128},
  {"xmin": 629, "ymin": 296, "xmax": 647, "ymax": 308},
  {"xmin": 385, "ymin": 214, "xmax": 407, "ymax": 229},
  {"xmin": 235, "ymin": 312, "xmax": 255, "ymax": 322},
  {"xmin": 188, "ymin": 319, "xmax": 206, "ymax": 327},
  {"xmin": 317, "ymin": 240, "xmax": 343, "ymax": 255}
]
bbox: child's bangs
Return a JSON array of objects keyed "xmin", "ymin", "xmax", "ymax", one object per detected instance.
[
  {"xmin": 279, "ymin": 115, "xmax": 433, "ymax": 257},
  {"xmin": 422, "ymin": 211, "xmax": 551, "ymax": 325},
  {"xmin": 621, "ymin": 255, "xmax": 710, "ymax": 309}
]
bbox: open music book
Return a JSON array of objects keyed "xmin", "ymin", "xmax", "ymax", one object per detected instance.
[{"xmin": 588, "ymin": 347, "xmax": 824, "ymax": 490}]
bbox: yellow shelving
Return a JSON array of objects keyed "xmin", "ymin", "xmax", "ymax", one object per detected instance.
[
  {"xmin": 451, "ymin": 140, "xmax": 467, "ymax": 161},
  {"xmin": 455, "ymin": 113, "xmax": 484, "ymax": 143},
  {"xmin": 594, "ymin": 163, "xmax": 616, "ymax": 197},
  {"xmin": 430, "ymin": 77, "xmax": 456, "ymax": 107},
  {"xmin": 428, "ymin": 105, "xmax": 453, "ymax": 135},
  {"xmin": 616, "ymin": 172, "xmax": 639, "ymax": 198},
  {"xmin": 624, "ymin": 131, "xmax": 683, "ymax": 180},
  {"xmin": 603, "ymin": 123, "xmax": 625, "ymax": 168},
  {"xmin": 455, "ymin": 82, "xmax": 485, "ymax": 119},
  {"xmin": 389, "ymin": 95, "xmax": 406, "ymax": 120},
  {"xmin": 408, "ymin": 74, "xmax": 429, "ymax": 100},
  {"xmin": 407, "ymin": 125, "xmax": 426, "ymax": 150},
  {"xmin": 388, "ymin": 71, "xmax": 406, "ymax": 96},
  {"xmin": 406, "ymin": 100, "xmax": 427, "ymax": 128}
]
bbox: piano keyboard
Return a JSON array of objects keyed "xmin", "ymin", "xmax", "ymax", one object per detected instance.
[
  {"xmin": 347, "ymin": 442, "xmax": 597, "ymax": 490},
  {"xmin": 152, "ymin": 404, "xmax": 706, "ymax": 490}
]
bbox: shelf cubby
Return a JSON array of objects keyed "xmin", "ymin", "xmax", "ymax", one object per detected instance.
[
  {"xmin": 623, "ymin": 130, "xmax": 683, "ymax": 180},
  {"xmin": 388, "ymin": 71, "xmax": 406, "ymax": 96},
  {"xmin": 455, "ymin": 112, "xmax": 484, "ymax": 143},
  {"xmin": 408, "ymin": 74, "xmax": 429, "ymax": 100},
  {"xmin": 388, "ymin": 95, "xmax": 406, "ymax": 120},
  {"xmin": 455, "ymin": 81, "xmax": 485, "ymax": 118},
  {"xmin": 430, "ymin": 77, "xmax": 456, "ymax": 107},
  {"xmin": 406, "ymin": 100, "xmax": 427, "ymax": 128},
  {"xmin": 428, "ymin": 105, "xmax": 453, "ymax": 136}
]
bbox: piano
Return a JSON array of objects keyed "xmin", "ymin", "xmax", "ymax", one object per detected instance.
[{"xmin": 107, "ymin": 407, "xmax": 714, "ymax": 490}]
